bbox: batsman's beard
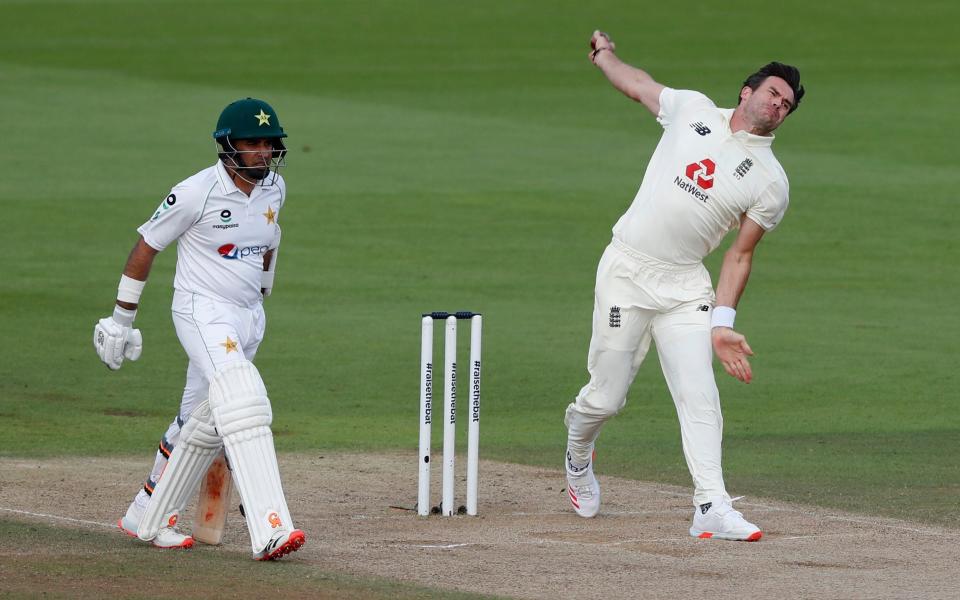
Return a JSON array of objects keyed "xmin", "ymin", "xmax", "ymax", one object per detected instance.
[{"xmin": 241, "ymin": 166, "xmax": 270, "ymax": 181}]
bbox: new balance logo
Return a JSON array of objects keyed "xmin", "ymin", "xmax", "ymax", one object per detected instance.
[
  {"xmin": 609, "ymin": 306, "xmax": 621, "ymax": 328},
  {"xmin": 734, "ymin": 157, "xmax": 754, "ymax": 180},
  {"xmin": 690, "ymin": 121, "xmax": 711, "ymax": 136},
  {"xmin": 700, "ymin": 502, "xmax": 712, "ymax": 515},
  {"xmin": 696, "ymin": 305, "xmax": 709, "ymax": 312}
]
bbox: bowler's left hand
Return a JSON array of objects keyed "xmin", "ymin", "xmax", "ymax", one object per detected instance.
[{"xmin": 712, "ymin": 327, "xmax": 753, "ymax": 383}]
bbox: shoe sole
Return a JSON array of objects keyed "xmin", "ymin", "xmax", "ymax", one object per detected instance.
[
  {"xmin": 691, "ymin": 529, "xmax": 762, "ymax": 542},
  {"xmin": 256, "ymin": 529, "xmax": 306, "ymax": 561},
  {"xmin": 117, "ymin": 519, "xmax": 194, "ymax": 549}
]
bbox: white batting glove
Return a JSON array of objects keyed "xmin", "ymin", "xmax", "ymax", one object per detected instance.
[
  {"xmin": 124, "ymin": 328, "xmax": 143, "ymax": 361},
  {"xmin": 93, "ymin": 306, "xmax": 142, "ymax": 370}
]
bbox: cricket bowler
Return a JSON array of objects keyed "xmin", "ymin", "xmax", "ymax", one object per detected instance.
[{"xmin": 564, "ymin": 31, "xmax": 805, "ymax": 541}]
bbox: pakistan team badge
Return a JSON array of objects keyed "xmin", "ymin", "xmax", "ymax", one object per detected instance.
[
  {"xmin": 221, "ymin": 336, "xmax": 238, "ymax": 354},
  {"xmin": 255, "ymin": 109, "xmax": 271, "ymax": 126}
]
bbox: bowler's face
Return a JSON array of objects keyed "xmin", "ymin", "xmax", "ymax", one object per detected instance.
[{"xmin": 740, "ymin": 76, "xmax": 795, "ymax": 133}]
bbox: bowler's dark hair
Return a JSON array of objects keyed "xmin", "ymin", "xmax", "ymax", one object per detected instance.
[{"xmin": 739, "ymin": 62, "xmax": 804, "ymax": 113}]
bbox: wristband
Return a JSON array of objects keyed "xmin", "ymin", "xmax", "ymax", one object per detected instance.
[
  {"xmin": 591, "ymin": 46, "xmax": 613, "ymax": 62},
  {"xmin": 117, "ymin": 274, "xmax": 146, "ymax": 304},
  {"xmin": 261, "ymin": 234, "xmax": 280, "ymax": 296},
  {"xmin": 261, "ymin": 270, "xmax": 275, "ymax": 289},
  {"xmin": 711, "ymin": 306, "xmax": 736, "ymax": 329},
  {"xmin": 113, "ymin": 305, "xmax": 137, "ymax": 327}
]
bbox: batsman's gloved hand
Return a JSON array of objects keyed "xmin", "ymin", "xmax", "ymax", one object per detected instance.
[{"xmin": 93, "ymin": 306, "xmax": 142, "ymax": 370}]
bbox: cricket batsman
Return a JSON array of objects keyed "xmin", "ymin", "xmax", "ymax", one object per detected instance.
[
  {"xmin": 564, "ymin": 31, "xmax": 805, "ymax": 541},
  {"xmin": 93, "ymin": 98, "xmax": 305, "ymax": 559}
]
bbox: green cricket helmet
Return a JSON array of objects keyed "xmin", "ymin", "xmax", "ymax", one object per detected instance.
[
  {"xmin": 213, "ymin": 98, "xmax": 287, "ymax": 185},
  {"xmin": 213, "ymin": 97, "xmax": 287, "ymax": 158}
]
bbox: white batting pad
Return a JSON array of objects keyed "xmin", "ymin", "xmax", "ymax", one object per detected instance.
[
  {"xmin": 208, "ymin": 360, "xmax": 294, "ymax": 553},
  {"xmin": 138, "ymin": 401, "xmax": 221, "ymax": 541}
]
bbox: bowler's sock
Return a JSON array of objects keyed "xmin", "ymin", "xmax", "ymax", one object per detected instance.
[{"xmin": 566, "ymin": 440, "xmax": 594, "ymax": 475}]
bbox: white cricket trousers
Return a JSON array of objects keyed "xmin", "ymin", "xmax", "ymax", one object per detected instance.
[
  {"xmin": 170, "ymin": 290, "xmax": 267, "ymax": 417},
  {"xmin": 564, "ymin": 238, "xmax": 730, "ymax": 506},
  {"xmin": 134, "ymin": 291, "xmax": 266, "ymax": 503}
]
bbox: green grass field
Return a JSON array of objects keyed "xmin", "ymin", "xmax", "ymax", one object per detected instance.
[{"xmin": 2, "ymin": 0, "xmax": 958, "ymax": 595}]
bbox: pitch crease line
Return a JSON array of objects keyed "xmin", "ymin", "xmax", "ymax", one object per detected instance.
[
  {"xmin": 821, "ymin": 515, "xmax": 959, "ymax": 536},
  {"xmin": 0, "ymin": 507, "xmax": 115, "ymax": 529},
  {"xmin": 508, "ymin": 510, "xmax": 676, "ymax": 516},
  {"xmin": 654, "ymin": 491, "xmax": 958, "ymax": 537}
]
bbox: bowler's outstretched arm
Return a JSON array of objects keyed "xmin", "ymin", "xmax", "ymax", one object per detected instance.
[{"xmin": 589, "ymin": 30, "xmax": 665, "ymax": 116}]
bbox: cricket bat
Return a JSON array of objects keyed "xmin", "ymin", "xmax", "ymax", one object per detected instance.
[{"xmin": 192, "ymin": 452, "xmax": 234, "ymax": 545}]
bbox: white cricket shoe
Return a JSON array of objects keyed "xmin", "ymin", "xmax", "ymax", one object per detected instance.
[
  {"xmin": 689, "ymin": 497, "xmax": 762, "ymax": 541},
  {"xmin": 566, "ymin": 450, "xmax": 600, "ymax": 518},
  {"xmin": 254, "ymin": 528, "xmax": 306, "ymax": 561},
  {"xmin": 118, "ymin": 501, "xmax": 194, "ymax": 549}
]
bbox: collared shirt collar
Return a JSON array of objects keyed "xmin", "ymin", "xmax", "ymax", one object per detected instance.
[
  {"xmin": 215, "ymin": 159, "xmax": 246, "ymax": 196},
  {"xmin": 719, "ymin": 108, "xmax": 775, "ymax": 148}
]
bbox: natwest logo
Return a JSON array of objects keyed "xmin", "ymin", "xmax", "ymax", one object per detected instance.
[
  {"xmin": 218, "ymin": 243, "xmax": 269, "ymax": 260},
  {"xmin": 685, "ymin": 158, "xmax": 716, "ymax": 189}
]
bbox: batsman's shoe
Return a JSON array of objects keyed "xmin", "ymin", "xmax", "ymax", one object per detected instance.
[
  {"xmin": 118, "ymin": 503, "xmax": 194, "ymax": 549},
  {"xmin": 254, "ymin": 528, "xmax": 306, "ymax": 561},
  {"xmin": 566, "ymin": 451, "xmax": 601, "ymax": 518},
  {"xmin": 151, "ymin": 526, "xmax": 195, "ymax": 549},
  {"xmin": 689, "ymin": 497, "xmax": 762, "ymax": 542}
]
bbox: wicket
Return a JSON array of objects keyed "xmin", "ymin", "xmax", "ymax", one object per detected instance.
[{"xmin": 418, "ymin": 311, "xmax": 482, "ymax": 516}]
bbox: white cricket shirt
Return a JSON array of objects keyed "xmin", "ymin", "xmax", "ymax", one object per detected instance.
[
  {"xmin": 138, "ymin": 161, "xmax": 285, "ymax": 307},
  {"xmin": 612, "ymin": 88, "xmax": 789, "ymax": 265}
]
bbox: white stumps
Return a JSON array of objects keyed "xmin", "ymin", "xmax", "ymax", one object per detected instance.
[
  {"xmin": 441, "ymin": 316, "xmax": 458, "ymax": 516},
  {"xmin": 418, "ymin": 311, "xmax": 482, "ymax": 517},
  {"xmin": 466, "ymin": 315, "xmax": 482, "ymax": 516},
  {"xmin": 417, "ymin": 316, "xmax": 434, "ymax": 516}
]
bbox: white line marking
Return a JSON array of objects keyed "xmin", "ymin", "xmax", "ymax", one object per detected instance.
[
  {"xmin": 820, "ymin": 515, "xmax": 958, "ymax": 536},
  {"xmin": 654, "ymin": 491, "xmax": 960, "ymax": 538},
  {"xmin": 508, "ymin": 510, "xmax": 675, "ymax": 516},
  {"xmin": 412, "ymin": 543, "xmax": 471, "ymax": 549},
  {"xmin": 529, "ymin": 537, "xmax": 688, "ymax": 547},
  {"xmin": 0, "ymin": 507, "xmax": 114, "ymax": 530}
]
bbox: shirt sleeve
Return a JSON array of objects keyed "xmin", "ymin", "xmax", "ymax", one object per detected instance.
[
  {"xmin": 271, "ymin": 175, "xmax": 285, "ymax": 249},
  {"xmin": 136, "ymin": 185, "xmax": 206, "ymax": 251},
  {"xmin": 657, "ymin": 88, "xmax": 716, "ymax": 130},
  {"xmin": 746, "ymin": 179, "xmax": 789, "ymax": 231},
  {"xmin": 276, "ymin": 174, "xmax": 287, "ymax": 210},
  {"xmin": 271, "ymin": 224, "xmax": 282, "ymax": 250}
]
